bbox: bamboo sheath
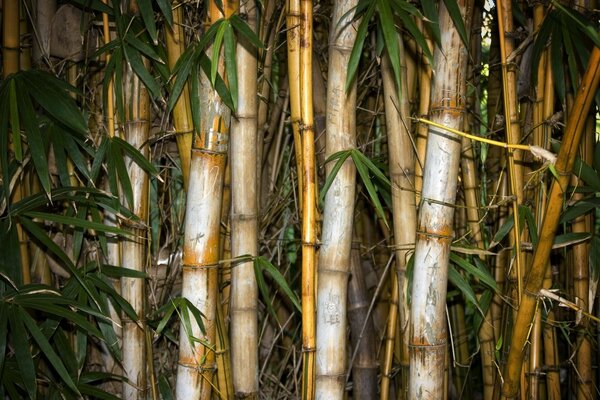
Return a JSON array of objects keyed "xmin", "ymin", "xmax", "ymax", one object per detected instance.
[
  {"xmin": 500, "ymin": 46, "xmax": 600, "ymax": 400},
  {"xmin": 381, "ymin": 38, "xmax": 416, "ymax": 400},
  {"xmin": 408, "ymin": 0, "xmax": 472, "ymax": 397},
  {"xmin": 314, "ymin": 1, "xmax": 358, "ymax": 398},
  {"xmin": 230, "ymin": 1, "xmax": 259, "ymax": 397}
]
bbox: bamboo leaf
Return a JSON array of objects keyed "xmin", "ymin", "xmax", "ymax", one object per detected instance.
[
  {"xmin": 531, "ymin": 12, "xmax": 554, "ymax": 84},
  {"xmin": 199, "ymin": 53, "xmax": 234, "ymax": 110},
  {"xmin": 573, "ymin": 156, "xmax": 600, "ymax": 191},
  {"xmin": 442, "ymin": 0, "xmax": 469, "ymax": 47},
  {"xmin": 351, "ymin": 151, "xmax": 389, "ymax": 228},
  {"xmin": 320, "ymin": 150, "xmax": 352, "ymax": 204},
  {"xmin": 23, "ymin": 211, "xmax": 133, "ymax": 237},
  {"xmin": 561, "ymin": 20, "xmax": 579, "ymax": 97},
  {"xmin": 224, "ymin": 22, "xmax": 238, "ymax": 111},
  {"xmin": 211, "ymin": 20, "xmax": 228, "ymax": 85},
  {"xmin": 229, "ymin": 14, "xmax": 263, "ymax": 49},
  {"xmin": 450, "ymin": 253, "xmax": 497, "ymax": 291},
  {"xmin": 190, "ymin": 64, "xmax": 202, "ymax": 134},
  {"xmin": 553, "ymin": 232, "xmax": 590, "ymax": 248},
  {"xmin": 125, "ymin": 31, "xmax": 164, "ymax": 63},
  {"xmin": 9, "ymin": 80, "xmax": 22, "ymax": 161},
  {"xmin": 560, "ymin": 199, "xmax": 599, "ymax": 223},
  {"xmin": 254, "ymin": 257, "xmax": 280, "ymax": 324},
  {"xmin": 167, "ymin": 45, "xmax": 196, "ymax": 112},
  {"xmin": 20, "ymin": 311, "xmax": 80, "ymax": 395},
  {"xmin": 448, "ymin": 264, "xmax": 481, "ymax": 314},
  {"xmin": 69, "ymin": 0, "xmax": 113, "ymax": 14},
  {"xmin": 472, "ymin": 290, "xmax": 493, "ymax": 334},
  {"xmin": 520, "ymin": 205, "xmax": 538, "ymax": 249},
  {"xmin": 137, "ymin": 0, "xmax": 158, "ymax": 44},
  {"xmin": 590, "ymin": 235, "xmax": 600, "ymax": 281},
  {"xmin": 158, "ymin": 376, "xmax": 174, "ymax": 400},
  {"xmin": 0, "ymin": 305, "xmax": 8, "ymax": 374},
  {"xmin": 420, "ymin": 0, "xmax": 441, "ymax": 47},
  {"xmin": 97, "ymin": 265, "xmax": 148, "ymax": 279},
  {"xmin": 377, "ymin": 0, "xmax": 401, "ymax": 92},
  {"xmin": 156, "ymin": 0, "xmax": 173, "ymax": 27},
  {"xmin": 183, "ymin": 298, "xmax": 206, "ymax": 336},
  {"xmin": 256, "ymin": 256, "xmax": 301, "ymax": 312},
  {"xmin": 124, "ymin": 45, "xmax": 162, "ymax": 99},
  {"xmin": 112, "ymin": 136, "xmax": 159, "ymax": 176},
  {"xmin": 113, "ymin": 146, "xmax": 134, "ymax": 208},
  {"xmin": 550, "ymin": 26, "xmax": 566, "ymax": 105},
  {"xmin": 489, "ymin": 215, "xmax": 514, "ymax": 248},
  {"xmin": 8, "ymin": 307, "xmax": 36, "ymax": 400},
  {"xmin": 346, "ymin": 4, "xmax": 375, "ymax": 91}
]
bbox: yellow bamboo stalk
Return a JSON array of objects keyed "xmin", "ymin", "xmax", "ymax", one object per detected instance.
[
  {"xmin": 230, "ymin": 0, "xmax": 259, "ymax": 397},
  {"xmin": 381, "ymin": 36, "xmax": 415, "ymax": 400},
  {"xmin": 496, "ymin": 0, "xmax": 525, "ymax": 306},
  {"xmin": 101, "ymin": 0, "xmax": 115, "ymax": 138},
  {"xmin": 165, "ymin": 1, "xmax": 193, "ymax": 189},
  {"xmin": 286, "ymin": 0, "xmax": 303, "ymax": 213},
  {"xmin": 500, "ymin": 46, "xmax": 600, "ymax": 400}
]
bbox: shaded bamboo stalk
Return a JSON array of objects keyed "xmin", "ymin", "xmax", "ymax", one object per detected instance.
[
  {"xmin": 409, "ymin": 0, "xmax": 472, "ymax": 397},
  {"xmin": 230, "ymin": 0, "xmax": 259, "ymax": 397},
  {"xmin": 165, "ymin": 1, "xmax": 193, "ymax": 189},
  {"xmin": 175, "ymin": 1, "xmax": 234, "ymax": 398},
  {"xmin": 347, "ymin": 238, "xmax": 378, "ymax": 399},
  {"xmin": 120, "ymin": 64, "xmax": 150, "ymax": 400},
  {"xmin": 500, "ymin": 46, "xmax": 600, "ymax": 400},
  {"xmin": 381, "ymin": 36, "xmax": 415, "ymax": 400},
  {"xmin": 32, "ymin": 0, "xmax": 57, "ymax": 65},
  {"xmin": 314, "ymin": 0, "xmax": 358, "ymax": 398}
]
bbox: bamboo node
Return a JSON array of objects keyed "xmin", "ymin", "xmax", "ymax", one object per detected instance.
[
  {"xmin": 301, "ymin": 346, "xmax": 316, "ymax": 353},
  {"xmin": 183, "ymin": 261, "xmax": 220, "ymax": 270}
]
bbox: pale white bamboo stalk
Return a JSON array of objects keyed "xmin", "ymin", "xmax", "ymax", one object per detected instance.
[
  {"xmin": 121, "ymin": 66, "xmax": 150, "ymax": 400},
  {"xmin": 409, "ymin": 0, "xmax": 472, "ymax": 397},
  {"xmin": 230, "ymin": 1, "xmax": 259, "ymax": 397},
  {"xmin": 314, "ymin": 0, "xmax": 358, "ymax": 398}
]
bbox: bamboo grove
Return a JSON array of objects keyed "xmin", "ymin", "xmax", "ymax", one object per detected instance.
[{"xmin": 1, "ymin": 0, "xmax": 600, "ymax": 399}]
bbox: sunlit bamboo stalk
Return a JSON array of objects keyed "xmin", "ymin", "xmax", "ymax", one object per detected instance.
[
  {"xmin": 165, "ymin": 1, "xmax": 193, "ymax": 188},
  {"xmin": 381, "ymin": 35, "xmax": 415, "ymax": 400},
  {"xmin": 314, "ymin": 0, "xmax": 357, "ymax": 398},
  {"xmin": 500, "ymin": 46, "xmax": 600, "ymax": 400},
  {"xmin": 230, "ymin": 1, "xmax": 259, "ymax": 397},
  {"xmin": 409, "ymin": 0, "xmax": 472, "ymax": 397},
  {"xmin": 175, "ymin": 1, "xmax": 234, "ymax": 398}
]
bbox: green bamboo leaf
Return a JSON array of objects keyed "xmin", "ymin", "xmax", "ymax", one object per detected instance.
[
  {"xmin": 377, "ymin": 0, "xmax": 401, "ymax": 92},
  {"xmin": 88, "ymin": 274, "xmax": 138, "ymax": 322},
  {"xmin": 167, "ymin": 45, "xmax": 196, "ymax": 112},
  {"xmin": 125, "ymin": 31, "xmax": 164, "ymax": 63},
  {"xmin": 9, "ymin": 80, "xmax": 22, "ymax": 161},
  {"xmin": 16, "ymin": 81, "xmax": 51, "ymax": 194},
  {"xmin": 199, "ymin": 53, "xmax": 234, "ymax": 110},
  {"xmin": 550, "ymin": 26, "xmax": 566, "ymax": 105},
  {"xmin": 590, "ymin": 235, "xmax": 600, "ymax": 281},
  {"xmin": 113, "ymin": 48, "xmax": 126, "ymax": 122},
  {"xmin": 420, "ymin": 0, "xmax": 441, "ymax": 47},
  {"xmin": 62, "ymin": 134, "xmax": 92, "ymax": 182},
  {"xmin": 352, "ymin": 149, "xmax": 391, "ymax": 186},
  {"xmin": 183, "ymin": 298, "xmax": 206, "ymax": 336},
  {"xmin": 319, "ymin": 150, "xmax": 352, "ymax": 204},
  {"xmin": 560, "ymin": 199, "xmax": 599, "ymax": 223},
  {"xmin": 351, "ymin": 151, "xmax": 389, "ymax": 228},
  {"xmin": 113, "ymin": 136, "xmax": 158, "ymax": 176},
  {"xmin": 448, "ymin": 264, "xmax": 481, "ymax": 314},
  {"xmin": 551, "ymin": 0, "xmax": 600, "ymax": 48},
  {"xmin": 489, "ymin": 215, "xmax": 514, "ymax": 248},
  {"xmin": 594, "ymin": 143, "xmax": 600, "ymax": 172},
  {"xmin": 50, "ymin": 127, "xmax": 72, "ymax": 187},
  {"xmin": 211, "ymin": 20, "xmax": 228, "ymax": 85},
  {"xmin": 442, "ymin": 0, "xmax": 469, "ymax": 47},
  {"xmin": 8, "ymin": 307, "xmax": 36, "ymax": 400},
  {"xmin": 48, "ymin": 322, "xmax": 78, "ymax": 373},
  {"xmin": 0, "ymin": 306, "xmax": 8, "ymax": 373},
  {"xmin": 97, "ymin": 265, "xmax": 148, "ymax": 279},
  {"xmin": 256, "ymin": 256, "xmax": 301, "ymax": 312},
  {"xmin": 23, "ymin": 211, "xmax": 133, "ymax": 237},
  {"xmin": 78, "ymin": 384, "xmax": 122, "ymax": 400},
  {"xmin": 136, "ymin": 0, "xmax": 158, "ymax": 44},
  {"xmin": 520, "ymin": 205, "xmax": 538, "ymax": 249},
  {"xmin": 156, "ymin": 0, "xmax": 173, "ymax": 27},
  {"xmin": 561, "ymin": 21, "xmax": 579, "ymax": 97},
  {"xmin": 154, "ymin": 299, "xmax": 177, "ymax": 335},
  {"xmin": 20, "ymin": 311, "xmax": 80, "ymax": 395},
  {"xmin": 229, "ymin": 14, "xmax": 263, "ymax": 49},
  {"xmin": 224, "ymin": 22, "xmax": 238, "ymax": 111},
  {"xmin": 69, "ymin": 0, "xmax": 113, "ymax": 14},
  {"xmin": 113, "ymin": 147, "xmax": 134, "ymax": 208},
  {"xmin": 553, "ymin": 232, "xmax": 590, "ymax": 248},
  {"xmin": 472, "ymin": 289, "xmax": 493, "ymax": 334},
  {"xmin": 158, "ymin": 376, "xmax": 174, "ymax": 400},
  {"xmin": 573, "ymin": 155, "xmax": 600, "ymax": 192},
  {"xmin": 346, "ymin": 4, "xmax": 375, "ymax": 91},
  {"xmin": 531, "ymin": 12, "xmax": 554, "ymax": 84},
  {"xmin": 253, "ymin": 257, "xmax": 280, "ymax": 324},
  {"xmin": 190, "ymin": 64, "xmax": 202, "ymax": 135},
  {"xmin": 124, "ymin": 45, "xmax": 162, "ymax": 99},
  {"xmin": 450, "ymin": 253, "xmax": 497, "ymax": 291}
]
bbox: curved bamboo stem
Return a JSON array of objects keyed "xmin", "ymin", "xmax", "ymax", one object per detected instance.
[{"xmin": 500, "ymin": 46, "xmax": 600, "ymax": 400}]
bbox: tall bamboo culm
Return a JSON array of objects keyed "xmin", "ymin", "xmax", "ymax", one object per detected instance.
[
  {"xmin": 120, "ymin": 64, "xmax": 150, "ymax": 400},
  {"xmin": 500, "ymin": 46, "xmax": 600, "ymax": 400},
  {"xmin": 230, "ymin": 0, "xmax": 259, "ymax": 397},
  {"xmin": 409, "ymin": 0, "xmax": 472, "ymax": 397},
  {"xmin": 175, "ymin": 1, "xmax": 234, "ymax": 399},
  {"xmin": 314, "ymin": 0, "xmax": 358, "ymax": 398}
]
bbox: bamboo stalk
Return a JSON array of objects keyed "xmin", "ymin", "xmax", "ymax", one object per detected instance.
[
  {"xmin": 409, "ymin": 0, "xmax": 472, "ymax": 397},
  {"xmin": 165, "ymin": 1, "xmax": 193, "ymax": 189},
  {"xmin": 175, "ymin": 2, "xmax": 234, "ymax": 399},
  {"xmin": 347, "ymin": 238, "xmax": 378, "ymax": 398},
  {"xmin": 230, "ymin": 1, "xmax": 259, "ymax": 397},
  {"xmin": 381, "ymin": 35, "xmax": 415, "ymax": 400},
  {"xmin": 500, "ymin": 46, "xmax": 600, "ymax": 400},
  {"xmin": 314, "ymin": 0, "xmax": 357, "ymax": 398}
]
